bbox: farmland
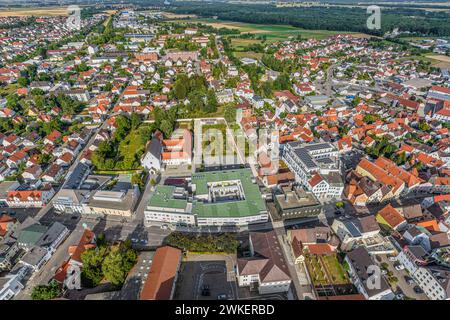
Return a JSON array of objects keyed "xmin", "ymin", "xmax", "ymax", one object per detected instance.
[
  {"xmin": 168, "ymin": 18, "xmax": 366, "ymax": 41},
  {"xmin": 0, "ymin": 7, "xmax": 71, "ymax": 17}
]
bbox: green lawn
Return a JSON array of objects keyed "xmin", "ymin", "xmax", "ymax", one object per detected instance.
[
  {"xmin": 321, "ymin": 255, "xmax": 350, "ymax": 285},
  {"xmin": 306, "ymin": 254, "xmax": 350, "ymax": 287},
  {"xmin": 0, "ymin": 83, "xmax": 19, "ymax": 96},
  {"xmin": 117, "ymin": 126, "xmax": 149, "ymax": 169}
]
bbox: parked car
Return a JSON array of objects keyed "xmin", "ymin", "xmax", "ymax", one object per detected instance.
[
  {"xmin": 413, "ymin": 286, "xmax": 423, "ymax": 294},
  {"xmin": 404, "ymin": 276, "xmax": 415, "ymax": 285},
  {"xmin": 394, "ymin": 263, "xmax": 405, "ymax": 271},
  {"xmin": 395, "ymin": 293, "xmax": 405, "ymax": 300},
  {"xmin": 217, "ymin": 294, "xmax": 227, "ymax": 300},
  {"xmin": 388, "ymin": 256, "xmax": 397, "ymax": 262},
  {"xmin": 161, "ymin": 224, "xmax": 168, "ymax": 230}
]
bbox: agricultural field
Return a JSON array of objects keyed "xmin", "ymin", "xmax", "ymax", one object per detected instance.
[
  {"xmin": 0, "ymin": 7, "xmax": 116, "ymax": 17},
  {"xmin": 230, "ymin": 38, "xmax": 261, "ymax": 50},
  {"xmin": 169, "ymin": 18, "xmax": 366, "ymax": 41},
  {"xmin": 0, "ymin": 7, "xmax": 71, "ymax": 17},
  {"xmin": 426, "ymin": 55, "xmax": 450, "ymax": 68},
  {"xmin": 233, "ymin": 51, "xmax": 263, "ymax": 60}
]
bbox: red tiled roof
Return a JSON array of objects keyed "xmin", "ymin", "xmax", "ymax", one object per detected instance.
[
  {"xmin": 140, "ymin": 246, "xmax": 182, "ymax": 300},
  {"xmin": 377, "ymin": 204, "xmax": 406, "ymax": 228}
]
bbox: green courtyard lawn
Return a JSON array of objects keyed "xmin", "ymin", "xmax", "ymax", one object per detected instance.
[
  {"xmin": 201, "ymin": 123, "xmax": 249, "ymax": 158},
  {"xmin": 306, "ymin": 254, "xmax": 350, "ymax": 287},
  {"xmin": 321, "ymin": 254, "xmax": 350, "ymax": 285},
  {"xmin": 306, "ymin": 255, "xmax": 329, "ymax": 286}
]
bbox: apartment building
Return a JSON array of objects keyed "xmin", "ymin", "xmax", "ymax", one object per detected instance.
[
  {"xmin": 282, "ymin": 141, "xmax": 343, "ymax": 200},
  {"xmin": 345, "ymin": 247, "xmax": 394, "ymax": 300},
  {"xmin": 397, "ymin": 245, "xmax": 449, "ymax": 300},
  {"xmin": 144, "ymin": 169, "xmax": 268, "ymax": 227}
]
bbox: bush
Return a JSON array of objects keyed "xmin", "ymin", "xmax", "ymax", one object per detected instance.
[
  {"xmin": 165, "ymin": 232, "xmax": 239, "ymax": 253},
  {"xmin": 31, "ymin": 281, "xmax": 61, "ymax": 300}
]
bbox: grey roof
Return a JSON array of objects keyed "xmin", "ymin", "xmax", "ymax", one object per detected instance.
[
  {"xmin": 303, "ymin": 143, "xmax": 334, "ymax": 152},
  {"xmin": 343, "ymin": 220, "xmax": 362, "ymax": 237},
  {"xmin": 64, "ymin": 163, "xmax": 90, "ymax": 190},
  {"xmin": 346, "ymin": 247, "xmax": 391, "ymax": 297},
  {"xmin": 0, "ymin": 181, "xmax": 19, "ymax": 199},
  {"xmin": 294, "ymin": 148, "xmax": 317, "ymax": 169},
  {"xmin": 323, "ymin": 172, "xmax": 344, "ymax": 186},
  {"xmin": 54, "ymin": 189, "xmax": 92, "ymax": 205},
  {"xmin": 87, "ymin": 188, "xmax": 137, "ymax": 212},
  {"xmin": 342, "ymin": 215, "xmax": 379, "ymax": 237},
  {"xmin": 406, "ymin": 245, "xmax": 429, "ymax": 261},
  {"xmin": 20, "ymin": 246, "xmax": 47, "ymax": 267},
  {"xmin": 35, "ymin": 222, "xmax": 67, "ymax": 248},
  {"xmin": 147, "ymin": 137, "xmax": 162, "ymax": 159}
]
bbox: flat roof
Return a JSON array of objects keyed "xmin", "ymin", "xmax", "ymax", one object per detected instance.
[
  {"xmin": 147, "ymin": 185, "xmax": 188, "ymax": 210},
  {"xmin": 192, "ymin": 169, "xmax": 266, "ymax": 218},
  {"xmin": 87, "ymin": 189, "xmax": 135, "ymax": 211}
]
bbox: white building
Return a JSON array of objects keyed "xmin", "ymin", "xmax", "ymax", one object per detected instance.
[
  {"xmin": 283, "ymin": 142, "xmax": 343, "ymax": 199},
  {"xmin": 237, "ymin": 231, "xmax": 292, "ymax": 295},
  {"xmin": 144, "ymin": 169, "xmax": 268, "ymax": 227},
  {"xmin": 0, "ymin": 266, "xmax": 29, "ymax": 300},
  {"xmin": 397, "ymin": 245, "xmax": 449, "ymax": 300},
  {"xmin": 345, "ymin": 247, "xmax": 395, "ymax": 300},
  {"xmin": 144, "ymin": 186, "xmax": 195, "ymax": 227},
  {"xmin": 141, "ymin": 135, "xmax": 162, "ymax": 174}
]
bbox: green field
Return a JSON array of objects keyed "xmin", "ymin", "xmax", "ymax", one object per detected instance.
[
  {"xmin": 233, "ymin": 51, "xmax": 263, "ymax": 60},
  {"xmin": 169, "ymin": 18, "xmax": 366, "ymax": 41},
  {"xmin": 118, "ymin": 126, "xmax": 148, "ymax": 169}
]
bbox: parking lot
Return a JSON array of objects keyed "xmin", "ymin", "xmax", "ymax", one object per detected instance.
[
  {"xmin": 376, "ymin": 254, "xmax": 428, "ymax": 300},
  {"xmin": 174, "ymin": 254, "xmax": 237, "ymax": 300}
]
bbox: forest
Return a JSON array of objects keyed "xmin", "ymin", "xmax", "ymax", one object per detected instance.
[{"xmin": 167, "ymin": 2, "xmax": 450, "ymax": 37}]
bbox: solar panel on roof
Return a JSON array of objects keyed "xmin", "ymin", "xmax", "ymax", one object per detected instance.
[
  {"xmin": 345, "ymin": 221, "xmax": 362, "ymax": 237},
  {"xmin": 294, "ymin": 148, "xmax": 317, "ymax": 169}
]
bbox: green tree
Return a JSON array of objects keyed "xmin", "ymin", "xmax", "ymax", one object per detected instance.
[
  {"xmin": 102, "ymin": 246, "xmax": 137, "ymax": 286},
  {"xmin": 205, "ymin": 89, "xmax": 218, "ymax": 113},
  {"xmin": 31, "ymin": 281, "xmax": 61, "ymax": 300},
  {"xmin": 160, "ymin": 119, "xmax": 174, "ymax": 138},
  {"xmin": 173, "ymin": 81, "xmax": 187, "ymax": 100},
  {"xmin": 18, "ymin": 77, "xmax": 29, "ymax": 87},
  {"xmin": 224, "ymin": 104, "xmax": 237, "ymax": 124},
  {"xmin": 130, "ymin": 112, "xmax": 141, "ymax": 129},
  {"xmin": 81, "ymin": 246, "xmax": 108, "ymax": 287}
]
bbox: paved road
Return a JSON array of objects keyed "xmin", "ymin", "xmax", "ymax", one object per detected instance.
[
  {"xmin": 134, "ymin": 173, "xmax": 158, "ymax": 225},
  {"xmin": 273, "ymin": 225, "xmax": 313, "ymax": 300},
  {"xmin": 14, "ymin": 222, "xmax": 86, "ymax": 300}
]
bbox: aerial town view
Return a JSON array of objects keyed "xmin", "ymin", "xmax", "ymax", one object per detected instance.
[{"xmin": 0, "ymin": 0, "xmax": 449, "ymax": 310}]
